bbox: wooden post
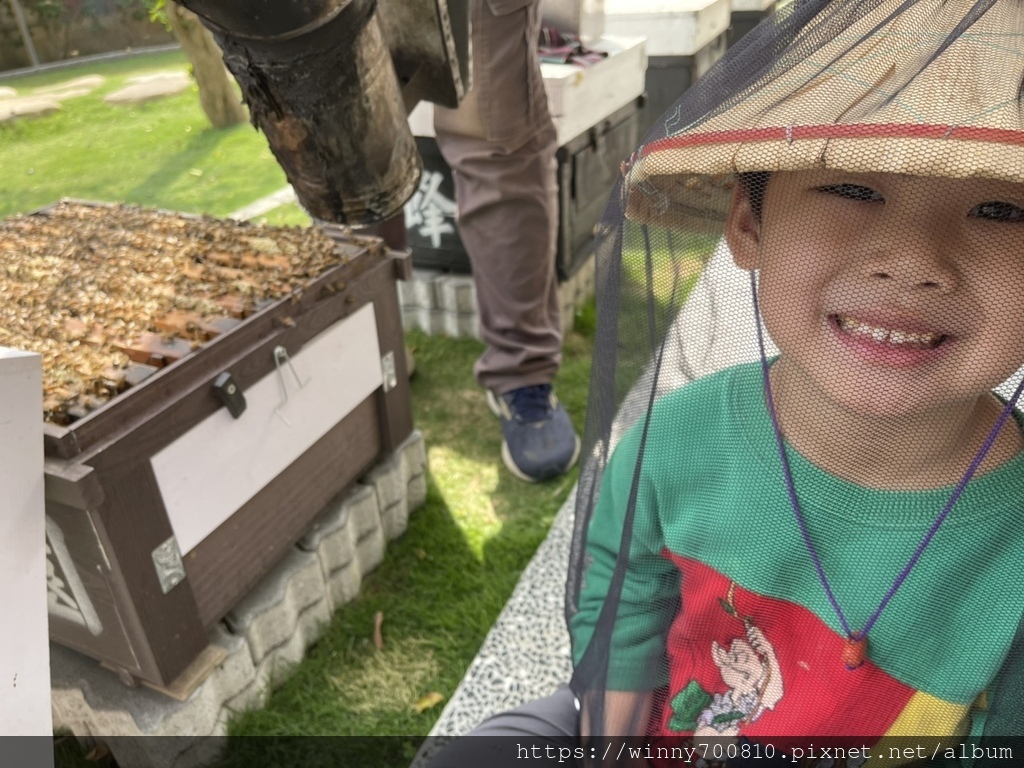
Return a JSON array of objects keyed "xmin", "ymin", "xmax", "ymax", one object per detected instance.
[{"xmin": 0, "ymin": 348, "xmax": 53, "ymax": 765}]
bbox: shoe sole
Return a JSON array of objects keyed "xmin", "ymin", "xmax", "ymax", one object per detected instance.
[
  {"xmin": 485, "ymin": 389, "xmax": 503, "ymax": 419},
  {"xmin": 500, "ymin": 433, "xmax": 582, "ymax": 483},
  {"xmin": 487, "ymin": 389, "xmax": 581, "ymax": 482}
]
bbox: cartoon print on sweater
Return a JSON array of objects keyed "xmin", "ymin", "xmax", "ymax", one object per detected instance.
[{"xmin": 668, "ymin": 583, "xmax": 784, "ymax": 736}]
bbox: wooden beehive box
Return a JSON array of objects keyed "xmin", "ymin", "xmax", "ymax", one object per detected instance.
[{"xmin": 7, "ymin": 202, "xmax": 412, "ymax": 689}]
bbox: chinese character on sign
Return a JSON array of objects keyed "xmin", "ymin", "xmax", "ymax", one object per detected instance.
[{"xmin": 405, "ymin": 170, "xmax": 457, "ymax": 247}]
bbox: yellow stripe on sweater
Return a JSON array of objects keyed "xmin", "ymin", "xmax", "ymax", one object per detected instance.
[{"xmin": 866, "ymin": 691, "xmax": 970, "ymax": 767}]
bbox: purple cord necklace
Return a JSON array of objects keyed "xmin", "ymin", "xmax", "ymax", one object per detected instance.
[{"xmin": 749, "ymin": 272, "xmax": 1024, "ymax": 670}]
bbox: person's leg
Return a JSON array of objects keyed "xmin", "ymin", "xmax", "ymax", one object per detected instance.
[
  {"xmin": 441, "ymin": 123, "xmax": 562, "ymax": 393},
  {"xmin": 433, "ymin": 0, "xmax": 578, "ymax": 482},
  {"xmin": 434, "ymin": 0, "xmax": 561, "ymax": 394},
  {"xmin": 425, "ymin": 685, "xmax": 581, "ymax": 767}
]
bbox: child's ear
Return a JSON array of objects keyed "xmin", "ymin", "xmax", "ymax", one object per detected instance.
[{"xmin": 725, "ymin": 182, "xmax": 761, "ymax": 271}]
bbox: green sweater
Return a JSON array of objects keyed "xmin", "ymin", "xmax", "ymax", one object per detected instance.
[{"xmin": 570, "ymin": 362, "xmax": 1024, "ymax": 739}]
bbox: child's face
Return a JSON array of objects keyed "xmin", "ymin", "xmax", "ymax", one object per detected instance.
[{"xmin": 727, "ymin": 169, "xmax": 1024, "ymax": 418}]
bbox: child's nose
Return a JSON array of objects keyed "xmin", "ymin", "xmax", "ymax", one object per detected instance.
[{"xmin": 863, "ymin": 223, "xmax": 960, "ymax": 293}]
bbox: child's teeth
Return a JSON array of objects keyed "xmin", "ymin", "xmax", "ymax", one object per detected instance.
[{"xmin": 838, "ymin": 315, "xmax": 939, "ymax": 346}]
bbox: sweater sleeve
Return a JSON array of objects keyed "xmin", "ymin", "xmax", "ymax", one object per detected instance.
[{"xmin": 569, "ymin": 415, "xmax": 681, "ymax": 691}]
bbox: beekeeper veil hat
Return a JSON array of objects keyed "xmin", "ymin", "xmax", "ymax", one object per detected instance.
[{"xmin": 568, "ymin": 0, "xmax": 1024, "ymax": 754}]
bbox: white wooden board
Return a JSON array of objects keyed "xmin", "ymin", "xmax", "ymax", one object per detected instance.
[
  {"xmin": 152, "ymin": 304, "xmax": 383, "ymax": 555},
  {"xmin": 0, "ymin": 348, "xmax": 54, "ymax": 750}
]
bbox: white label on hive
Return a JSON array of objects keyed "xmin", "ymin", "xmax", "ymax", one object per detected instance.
[{"xmin": 151, "ymin": 303, "xmax": 383, "ymax": 556}]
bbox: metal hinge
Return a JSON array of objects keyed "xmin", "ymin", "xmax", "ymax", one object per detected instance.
[
  {"xmin": 152, "ymin": 536, "xmax": 186, "ymax": 594},
  {"xmin": 381, "ymin": 351, "xmax": 397, "ymax": 393}
]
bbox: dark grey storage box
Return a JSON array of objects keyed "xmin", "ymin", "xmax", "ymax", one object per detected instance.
[
  {"xmin": 406, "ymin": 97, "xmax": 642, "ymax": 281},
  {"xmin": 637, "ymin": 33, "xmax": 728, "ymax": 140},
  {"xmin": 730, "ymin": 2, "xmax": 779, "ymax": 45}
]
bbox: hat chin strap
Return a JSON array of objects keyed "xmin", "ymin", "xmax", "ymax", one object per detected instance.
[{"xmin": 749, "ymin": 270, "xmax": 1024, "ymax": 669}]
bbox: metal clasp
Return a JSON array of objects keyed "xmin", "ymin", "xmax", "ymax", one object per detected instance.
[
  {"xmin": 152, "ymin": 536, "xmax": 186, "ymax": 594},
  {"xmin": 274, "ymin": 345, "xmax": 309, "ymax": 425},
  {"xmin": 381, "ymin": 351, "xmax": 397, "ymax": 393}
]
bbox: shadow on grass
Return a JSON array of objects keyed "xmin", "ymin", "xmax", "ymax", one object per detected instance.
[{"xmin": 119, "ymin": 126, "xmax": 235, "ymax": 209}]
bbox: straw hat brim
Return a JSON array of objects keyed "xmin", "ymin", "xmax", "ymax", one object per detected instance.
[
  {"xmin": 625, "ymin": 0, "xmax": 1024, "ymax": 227},
  {"xmin": 627, "ymin": 125, "xmax": 1024, "ymax": 228}
]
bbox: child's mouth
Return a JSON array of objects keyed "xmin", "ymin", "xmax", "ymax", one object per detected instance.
[{"xmin": 832, "ymin": 314, "xmax": 947, "ymax": 350}]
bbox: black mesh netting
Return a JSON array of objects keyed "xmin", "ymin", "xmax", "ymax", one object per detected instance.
[{"xmin": 566, "ymin": 0, "xmax": 1024, "ymax": 762}]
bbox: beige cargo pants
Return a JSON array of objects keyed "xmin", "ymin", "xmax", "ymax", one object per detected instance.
[{"xmin": 433, "ymin": 0, "xmax": 562, "ymax": 395}]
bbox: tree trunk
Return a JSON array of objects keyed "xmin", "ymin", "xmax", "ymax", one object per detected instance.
[{"xmin": 165, "ymin": 2, "xmax": 247, "ymax": 128}]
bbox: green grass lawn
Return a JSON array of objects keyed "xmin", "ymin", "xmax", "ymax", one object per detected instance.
[
  {"xmin": 10, "ymin": 51, "xmax": 596, "ymax": 763},
  {"xmin": 0, "ymin": 50, "xmax": 289, "ymax": 218},
  {"xmin": 252, "ymin": 201, "xmax": 313, "ymax": 227}
]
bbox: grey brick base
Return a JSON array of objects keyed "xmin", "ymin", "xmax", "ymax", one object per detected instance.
[
  {"xmin": 51, "ymin": 430, "xmax": 429, "ymax": 768},
  {"xmin": 398, "ymin": 256, "xmax": 596, "ymax": 339}
]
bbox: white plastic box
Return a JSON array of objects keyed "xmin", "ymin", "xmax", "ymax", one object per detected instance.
[
  {"xmin": 602, "ymin": 0, "xmax": 730, "ymax": 57},
  {"xmin": 540, "ymin": 0, "xmax": 605, "ymax": 46},
  {"xmin": 540, "ymin": 35, "xmax": 647, "ymax": 145},
  {"xmin": 407, "ymin": 35, "xmax": 646, "ymax": 147}
]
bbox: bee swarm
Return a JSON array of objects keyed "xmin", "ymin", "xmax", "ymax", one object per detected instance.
[{"xmin": 0, "ymin": 202, "xmax": 355, "ymax": 425}]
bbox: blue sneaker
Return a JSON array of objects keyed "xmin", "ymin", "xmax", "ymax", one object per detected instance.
[{"xmin": 486, "ymin": 384, "xmax": 581, "ymax": 483}]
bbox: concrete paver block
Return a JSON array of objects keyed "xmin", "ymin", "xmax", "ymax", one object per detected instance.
[
  {"xmin": 398, "ymin": 429, "xmax": 428, "ymax": 481},
  {"xmin": 401, "ymin": 305, "xmax": 481, "ymax": 339},
  {"xmin": 315, "ymin": 519, "xmax": 358, "ymax": 576},
  {"xmin": 251, "ymin": 598, "xmax": 331, "ymax": 692},
  {"xmin": 442, "ymin": 311, "xmax": 480, "ymax": 339},
  {"xmin": 324, "ymin": 561, "xmax": 364, "ymax": 612},
  {"xmin": 397, "ymin": 279, "xmax": 420, "ymax": 311},
  {"xmin": 355, "ymin": 522, "xmax": 386, "ymax": 574},
  {"xmin": 297, "ymin": 483, "xmax": 368, "ymax": 553},
  {"xmin": 436, "ymin": 274, "xmax": 478, "ymax": 314},
  {"xmin": 400, "ymin": 268, "xmax": 442, "ymax": 310},
  {"xmin": 346, "ymin": 479, "xmax": 386, "ymax": 574},
  {"xmin": 408, "ymin": 473, "xmax": 429, "ymax": 511},
  {"xmin": 345, "ymin": 481, "xmax": 382, "ymax": 541},
  {"xmin": 380, "ymin": 499, "xmax": 411, "ymax": 541},
  {"xmin": 222, "ymin": 678, "xmax": 269, "ymax": 720},
  {"xmin": 400, "ymin": 306, "xmax": 443, "ymax": 336},
  {"xmin": 224, "ymin": 549, "xmax": 327, "ymax": 665},
  {"xmin": 365, "ymin": 454, "xmax": 405, "ymax": 512},
  {"xmin": 50, "ymin": 620, "xmax": 260, "ymax": 767}
]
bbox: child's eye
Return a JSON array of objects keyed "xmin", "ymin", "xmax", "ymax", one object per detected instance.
[
  {"xmin": 815, "ymin": 184, "xmax": 884, "ymax": 202},
  {"xmin": 969, "ymin": 201, "xmax": 1024, "ymax": 222}
]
